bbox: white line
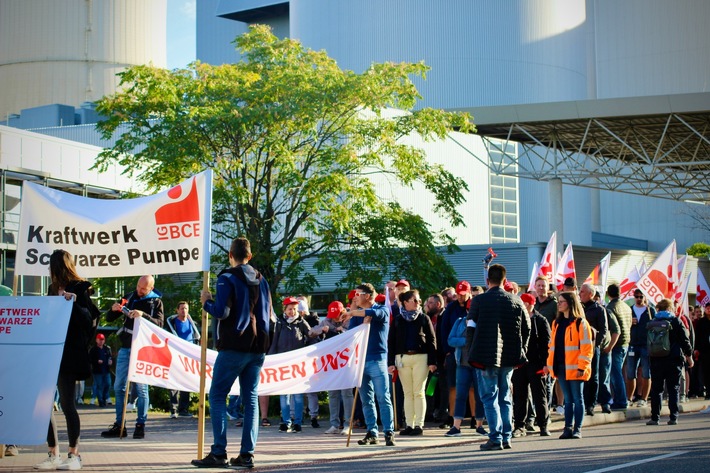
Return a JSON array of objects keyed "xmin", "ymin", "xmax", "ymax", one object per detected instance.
[{"xmin": 583, "ymin": 451, "xmax": 688, "ymax": 473}]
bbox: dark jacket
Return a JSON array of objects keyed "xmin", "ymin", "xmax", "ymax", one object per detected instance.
[
  {"xmin": 106, "ymin": 288, "xmax": 164, "ymax": 348},
  {"xmin": 388, "ymin": 311, "xmax": 437, "ymax": 367},
  {"xmin": 695, "ymin": 316, "xmax": 710, "ymax": 353},
  {"xmin": 606, "ymin": 298, "xmax": 632, "ymax": 347},
  {"xmin": 525, "ymin": 310, "xmax": 551, "ymax": 372},
  {"xmin": 203, "ymin": 264, "xmax": 272, "ymax": 353},
  {"xmin": 56, "ymin": 280, "xmax": 100, "ymax": 380},
  {"xmin": 89, "ymin": 344, "xmax": 113, "ymax": 374},
  {"xmin": 439, "ymin": 300, "xmax": 469, "ymax": 357},
  {"xmin": 652, "ymin": 311, "xmax": 693, "ymax": 361},
  {"xmin": 583, "ymin": 299, "xmax": 609, "ymax": 348},
  {"xmin": 629, "ymin": 305, "xmax": 656, "ymax": 346},
  {"xmin": 268, "ymin": 315, "xmax": 312, "ymax": 354},
  {"xmin": 467, "ymin": 286, "xmax": 530, "ymax": 369},
  {"xmin": 535, "ymin": 295, "xmax": 558, "ymax": 325}
]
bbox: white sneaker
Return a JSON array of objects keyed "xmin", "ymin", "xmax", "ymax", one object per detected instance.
[
  {"xmin": 340, "ymin": 427, "xmax": 351, "ymax": 435},
  {"xmin": 126, "ymin": 403, "xmax": 135, "ymax": 411},
  {"xmin": 34, "ymin": 453, "xmax": 62, "ymax": 470},
  {"xmin": 57, "ymin": 453, "xmax": 82, "ymax": 470},
  {"xmin": 4, "ymin": 445, "xmax": 18, "ymax": 456},
  {"xmin": 324, "ymin": 426, "xmax": 341, "ymax": 434},
  {"xmin": 556, "ymin": 406, "xmax": 565, "ymax": 416}
]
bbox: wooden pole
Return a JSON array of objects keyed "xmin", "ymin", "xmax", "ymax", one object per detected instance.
[
  {"xmin": 120, "ymin": 380, "xmax": 131, "ymax": 439},
  {"xmin": 197, "ymin": 270, "xmax": 210, "ymax": 458},
  {"xmin": 345, "ymin": 387, "xmax": 359, "ymax": 447},
  {"xmin": 392, "ymin": 376, "xmax": 398, "ymax": 431}
]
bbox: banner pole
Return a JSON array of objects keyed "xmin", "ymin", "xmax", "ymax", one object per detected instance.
[
  {"xmin": 120, "ymin": 380, "xmax": 131, "ymax": 439},
  {"xmin": 345, "ymin": 387, "xmax": 359, "ymax": 447},
  {"xmin": 197, "ymin": 270, "xmax": 210, "ymax": 458},
  {"xmin": 392, "ymin": 375, "xmax": 398, "ymax": 431},
  {"xmin": 1, "ymin": 277, "xmax": 19, "ymax": 455}
]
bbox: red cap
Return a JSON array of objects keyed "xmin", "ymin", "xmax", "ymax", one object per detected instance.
[
  {"xmin": 456, "ymin": 281, "xmax": 471, "ymax": 294},
  {"xmin": 395, "ymin": 279, "xmax": 410, "ymax": 288},
  {"xmin": 347, "ymin": 289, "xmax": 357, "ymax": 301},
  {"xmin": 374, "ymin": 293, "xmax": 386, "ymax": 304},
  {"xmin": 503, "ymin": 281, "xmax": 515, "ymax": 293},
  {"xmin": 96, "ymin": 333, "xmax": 105, "ymax": 340},
  {"xmin": 282, "ymin": 296, "xmax": 299, "ymax": 306},
  {"xmin": 327, "ymin": 301, "xmax": 345, "ymax": 319},
  {"xmin": 520, "ymin": 293, "xmax": 535, "ymax": 306}
]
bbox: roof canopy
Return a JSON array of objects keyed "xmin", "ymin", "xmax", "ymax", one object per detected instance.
[{"xmin": 457, "ymin": 92, "xmax": 710, "ymax": 203}]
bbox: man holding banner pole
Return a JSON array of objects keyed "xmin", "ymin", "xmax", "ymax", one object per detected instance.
[
  {"xmin": 192, "ymin": 237, "xmax": 273, "ymax": 470},
  {"xmin": 101, "ymin": 275, "xmax": 164, "ymax": 440}
]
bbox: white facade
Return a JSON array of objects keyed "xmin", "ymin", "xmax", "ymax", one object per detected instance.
[
  {"xmin": 195, "ymin": 0, "xmax": 710, "ymax": 255},
  {"xmin": 0, "ymin": 0, "xmax": 167, "ymax": 119}
]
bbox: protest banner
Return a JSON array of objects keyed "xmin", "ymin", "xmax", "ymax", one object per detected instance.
[
  {"xmin": 0, "ymin": 296, "xmax": 73, "ymax": 445},
  {"xmin": 15, "ymin": 170, "xmax": 213, "ymax": 278},
  {"xmin": 128, "ymin": 318, "xmax": 370, "ymax": 395}
]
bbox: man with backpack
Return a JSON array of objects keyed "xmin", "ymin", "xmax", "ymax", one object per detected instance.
[
  {"xmin": 645, "ymin": 298, "xmax": 694, "ymax": 426},
  {"xmin": 192, "ymin": 237, "xmax": 273, "ymax": 469}
]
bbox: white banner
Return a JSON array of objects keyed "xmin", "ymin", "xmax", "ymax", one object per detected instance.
[
  {"xmin": 0, "ymin": 296, "xmax": 72, "ymax": 444},
  {"xmin": 128, "ymin": 318, "xmax": 370, "ymax": 395},
  {"xmin": 15, "ymin": 170, "xmax": 213, "ymax": 277}
]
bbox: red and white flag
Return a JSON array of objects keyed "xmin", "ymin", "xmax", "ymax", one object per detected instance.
[
  {"xmin": 537, "ymin": 232, "xmax": 557, "ymax": 281},
  {"xmin": 555, "ymin": 243, "xmax": 576, "ymax": 291},
  {"xmin": 585, "ymin": 252, "xmax": 611, "ymax": 291},
  {"xmin": 675, "ymin": 272, "xmax": 691, "ymax": 320},
  {"xmin": 620, "ymin": 264, "xmax": 642, "ymax": 301},
  {"xmin": 697, "ymin": 269, "xmax": 710, "ymax": 307},
  {"xmin": 637, "ymin": 240, "xmax": 678, "ymax": 305},
  {"xmin": 674, "ymin": 255, "xmax": 688, "ymax": 302}
]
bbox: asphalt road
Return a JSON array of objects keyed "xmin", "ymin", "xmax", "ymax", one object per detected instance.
[{"xmin": 281, "ymin": 411, "xmax": 710, "ymax": 473}]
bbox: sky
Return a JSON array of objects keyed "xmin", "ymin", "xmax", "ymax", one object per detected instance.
[{"xmin": 166, "ymin": 0, "xmax": 197, "ymax": 69}]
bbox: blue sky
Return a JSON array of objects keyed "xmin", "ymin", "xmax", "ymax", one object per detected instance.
[{"xmin": 166, "ymin": 0, "xmax": 197, "ymax": 69}]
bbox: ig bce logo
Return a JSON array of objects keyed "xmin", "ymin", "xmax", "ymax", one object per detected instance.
[{"xmin": 155, "ymin": 178, "xmax": 200, "ymax": 241}]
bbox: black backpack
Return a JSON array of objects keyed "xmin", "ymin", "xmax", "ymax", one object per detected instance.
[{"xmin": 646, "ymin": 318, "xmax": 672, "ymax": 357}]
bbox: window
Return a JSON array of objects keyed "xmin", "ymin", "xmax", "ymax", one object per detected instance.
[{"xmin": 488, "ymin": 140, "xmax": 519, "ymax": 244}]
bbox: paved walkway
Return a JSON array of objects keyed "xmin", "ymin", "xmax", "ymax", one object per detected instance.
[{"xmin": 1, "ymin": 399, "xmax": 708, "ymax": 471}]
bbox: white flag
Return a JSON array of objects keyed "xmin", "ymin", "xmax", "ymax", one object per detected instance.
[{"xmin": 637, "ymin": 240, "xmax": 678, "ymax": 305}]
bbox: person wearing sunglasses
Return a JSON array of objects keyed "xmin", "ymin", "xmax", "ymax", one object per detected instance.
[
  {"xmin": 387, "ymin": 289, "xmax": 437, "ymax": 437},
  {"xmin": 625, "ymin": 290, "xmax": 656, "ymax": 408}
]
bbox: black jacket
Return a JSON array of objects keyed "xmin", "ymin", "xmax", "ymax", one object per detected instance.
[
  {"xmin": 388, "ymin": 312, "xmax": 437, "ymax": 367},
  {"xmin": 467, "ymin": 286, "xmax": 530, "ymax": 369},
  {"xmin": 55, "ymin": 280, "xmax": 100, "ymax": 380},
  {"xmin": 525, "ymin": 310, "xmax": 551, "ymax": 372},
  {"xmin": 106, "ymin": 289, "xmax": 164, "ymax": 348},
  {"xmin": 583, "ymin": 300, "xmax": 609, "ymax": 348}
]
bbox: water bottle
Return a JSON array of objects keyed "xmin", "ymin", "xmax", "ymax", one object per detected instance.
[{"xmin": 425, "ymin": 371, "xmax": 439, "ymax": 397}]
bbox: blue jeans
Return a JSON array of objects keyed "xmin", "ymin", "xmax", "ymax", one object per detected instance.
[
  {"xmin": 114, "ymin": 348, "xmax": 149, "ymax": 425},
  {"xmin": 454, "ymin": 365, "xmax": 485, "ymax": 420},
  {"xmin": 93, "ymin": 372, "xmax": 112, "ymax": 405},
  {"xmin": 328, "ymin": 388, "xmax": 354, "ymax": 428},
  {"xmin": 610, "ymin": 346, "xmax": 628, "ymax": 407},
  {"xmin": 209, "ymin": 350, "xmax": 265, "ymax": 456},
  {"xmin": 280, "ymin": 394, "xmax": 304, "ymax": 426},
  {"xmin": 476, "ymin": 366, "xmax": 513, "ymax": 444},
  {"xmin": 597, "ymin": 351, "xmax": 612, "ymax": 406},
  {"xmin": 359, "ymin": 359, "xmax": 394, "ymax": 435},
  {"xmin": 556, "ymin": 371, "xmax": 584, "ymax": 431}
]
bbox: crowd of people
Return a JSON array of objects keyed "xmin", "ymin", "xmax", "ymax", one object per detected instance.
[{"xmin": 15, "ymin": 241, "xmax": 710, "ymax": 470}]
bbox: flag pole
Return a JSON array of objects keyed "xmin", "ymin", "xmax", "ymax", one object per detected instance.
[{"xmin": 197, "ymin": 270, "xmax": 210, "ymax": 458}]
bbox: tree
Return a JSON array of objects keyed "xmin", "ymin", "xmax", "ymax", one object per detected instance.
[
  {"xmin": 687, "ymin": 242, "xmax": 710, "ymax": 258},
  {"xmin": 95, "ymin": 25, "xmax": 474, "ymax": 296}
]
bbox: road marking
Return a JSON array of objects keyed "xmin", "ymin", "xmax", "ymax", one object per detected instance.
[{"xmin": 583, "ymin": 451, "xmax": 688, "ymax": 473}]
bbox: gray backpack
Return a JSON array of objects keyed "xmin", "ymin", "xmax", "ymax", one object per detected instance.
[{"xmin": 646, "ymin": 319, "xmax": 672, "ymax": 357}]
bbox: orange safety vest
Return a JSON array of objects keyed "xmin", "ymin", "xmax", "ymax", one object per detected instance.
[{"xmin": 547, "ymin": 316, "xmax": 594, "ymax": 381}]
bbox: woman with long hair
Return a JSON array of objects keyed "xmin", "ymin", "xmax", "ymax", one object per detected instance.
[
  {"xmin": 543, "ymin": 291, "xmax": 593, "ymax": 439},
  {"xmin": 35, "ymin": 250, "xmax": 98, "ymax": 471}
]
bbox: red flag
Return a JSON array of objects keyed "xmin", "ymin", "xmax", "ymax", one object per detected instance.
[
  {"xmin": 537, "ymin": 232, "xmax": 557, "ymax": 281},
  {"xmin": 554, "ymin": 243, "xmax": 576, "ymax": 291}
]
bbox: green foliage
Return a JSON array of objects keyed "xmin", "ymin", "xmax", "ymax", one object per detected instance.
[
  {"xmin": 686, "ymin": 242, "xmax": 710, "ymax": 258},
  {"xmin": 95, "ymin": 25, "xmax": 473, "ymax": 296}
]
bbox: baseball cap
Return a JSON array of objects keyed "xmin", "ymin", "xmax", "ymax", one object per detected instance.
[
  {"xmin": 374, "ymin": 293, "xmax": 386, "ymax": 304},
  {"xmin": 520, "ymin": 293, "xmax": 536, "ymax": 306},
  {"xmin": 347, "ymin": 289, "xmax": 357, "ymax": 301},
  {"xmin": 96, "ymin": 333, "xmax": 105, "ymax": 340},
  {"xmin": 563, "ymin": 277, "xmax": 577, "ymax": 288},
  {"xmin": 456, "ymin": 281, "xmax": 471, "ymax": 294},
  {"xmin": 282, "ymin": 296, "xmax": 299, "ymax": 306},
  {"xmin": 395, "ymin": 279, "xmax": 410, "ymax": 288},
  {"xmin": 327, "ymin": 301, "xmax": 345, "ymax": 319},
  {"xmin": 297, "ymin": 299, "xmax": 309, "ymax": 313},
  {"xmin": 503, "ymin": 281, "xmax": 515, "ymax": 293}
]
